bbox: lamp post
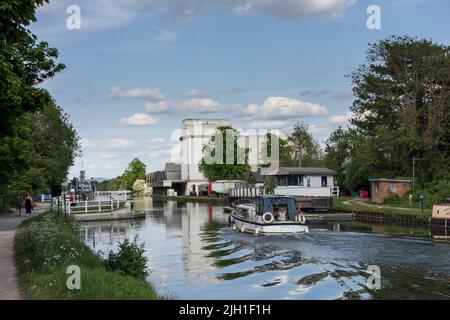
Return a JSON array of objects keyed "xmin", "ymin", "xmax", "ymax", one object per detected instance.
[{"xmin": 412, "ymin": 157, "xmax": 427, "ymax": 193}]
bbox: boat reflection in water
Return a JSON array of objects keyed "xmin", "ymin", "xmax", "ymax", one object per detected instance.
[{"xmin": 80, "ymin": 197, "xmax": 450, "ymax": 300}]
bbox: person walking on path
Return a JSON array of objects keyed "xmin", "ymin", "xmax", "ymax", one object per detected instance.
[
  {"xmin": 24, "ymin": 194, "xmax": 33, "ymax": 217},
  {"xmin": 15, "ymin": 195, "xmax": 23, "ymax": 216}
]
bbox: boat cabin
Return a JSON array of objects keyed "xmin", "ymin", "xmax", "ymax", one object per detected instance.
[{"xmin": 235, "ymin": 196, "xmax": 297, "ymax": 221}]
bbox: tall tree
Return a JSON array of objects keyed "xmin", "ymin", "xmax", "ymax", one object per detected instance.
[
  {"xmin": 120, "ymin": 158, "xmax": 147, "ymax": 190},
  {"xmin": 5, "ymin": 102, "xmax": 79, "ymax": 196},
  {"xmin": 259, "ymin": 133, "xmax": 293, "ymax": 167},
  {"xmin": 199, "ymin": 126, "xmax": 251, "ymax": 181},
  {"xmin": 349, "ymin": 36, "xmax": 450, "ymax": 184},
  {"xmin": 0, "ymin": 0, "xmax": 75, "ymax": 203},
  {"xmin": 288, "ymin": 122, "xmax": 322, "ymax": 167},
  {"xmin": 324, "ymin": 127, "xmax": 358, "ymax": 190}
]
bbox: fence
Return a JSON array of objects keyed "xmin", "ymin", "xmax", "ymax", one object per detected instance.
[
  {"xmin": 94, "ymin": 191, "xmax": 130, "ymax": 202},
  {"xmin": 65, "ymin": 199, "xmax": 120, "ymax": 215},
  {"xmin": 229, "ymin": 187, "xmax": 266, "ymax": 198}
]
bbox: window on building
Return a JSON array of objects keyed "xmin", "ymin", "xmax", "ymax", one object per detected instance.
[
  {"xmin": 321, "ymin": 176, "xmax": 328, "ymax": 187},
  {"xmin": 374, "ymin": 182, "xmax": 380, "ymax": 192},
  {"xmin": 388, "ymin": 184, "xmax": 397, "ymax": 193},
  {"xmin": 278, "ymin": 176, "xmax": 288, "ymax": 186}
]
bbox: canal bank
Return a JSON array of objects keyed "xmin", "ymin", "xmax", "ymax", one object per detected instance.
[
  {"xmin": 152, "ymin": 195, "xmax": 432, "ymax": 227},
  {"xmin": 14, "ymin": 212, "xmax": 162, "ymax": 299}
]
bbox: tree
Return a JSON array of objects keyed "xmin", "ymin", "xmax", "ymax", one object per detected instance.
[
  {"xmin": 348, "ymin": 36, "xmax": 450, "ymax": 188},
  {"xmin": 120, "ymin": 158, "xmax": 146, "ymax": 190},
  {"xmin": 0, "ymin": 0, "xmax": 72, "ymax": 204},
  {"xmin": 259, "ymin": 133, "xmax": 293, "ymax": 167},
  {"xmin": 324, "ymin": 127, "xmax": 357, "ymax": 190},
  {"xmin": 199, "ymin": 126, "xmax": 251, "ymax": 181},
  {"xmin": 288, "ymin": 122, "xmax": 322, "ymax": 167}
]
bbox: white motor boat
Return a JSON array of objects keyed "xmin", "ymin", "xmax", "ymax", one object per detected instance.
[{"xmin": 229, "ymin": 196, "xmax": 309, "ymax": 235}]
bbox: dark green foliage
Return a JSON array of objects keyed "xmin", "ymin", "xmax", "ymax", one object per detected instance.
[
  {"xmin": 288, "ymin": 122, "xmax": 322, "ymax": 167},
  {"xmin": 259, "ymin": 133, "xmax": 293, "ymax": 167},
  {"xmin": 105, "ymin": 236, "xmax": 150, "ymax": 280},
  {"xmin": 120, "ymin": 158, "xmax": 146, "ymax": 190},
  {"xmin": 199, "ymin": 126, "xmax": 251, "ymax": 181},
  {"xmin": 0, "ymin": 0, "xmax": 77, "ymax": 207},
  {"xmin": 325, "ymin": 36, "xmax": 450, "ymax": 197}
]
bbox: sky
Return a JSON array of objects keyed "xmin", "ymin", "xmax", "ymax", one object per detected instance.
[{"xmin": 30, "ymin": 0, "xmax": 450, "ymax": 179}]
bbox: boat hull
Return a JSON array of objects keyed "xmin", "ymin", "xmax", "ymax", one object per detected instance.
[{"xmin": 230, "ymin": 213, "xmax": 309, "ymax": 235}]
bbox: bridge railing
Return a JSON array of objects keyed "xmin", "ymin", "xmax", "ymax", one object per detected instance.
[
  {"xmin": 65, "ymin": 199, "xmax": 120, "ymax": 215},
  {"xmin": 94, "ymin": 191, "xmax": 131, "ymax": 202}
]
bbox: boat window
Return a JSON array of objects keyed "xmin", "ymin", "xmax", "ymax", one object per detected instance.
[
  {"xmin": 263, "ymin": 199, "xmax": 273, "ymax": 213},
  {"xmin": 266, "ymin": 198, "xmax": 297, "ymax": 220},
  {"xmin": 256, "ymin": 199, "xmax": 263, "ymax": 215}
]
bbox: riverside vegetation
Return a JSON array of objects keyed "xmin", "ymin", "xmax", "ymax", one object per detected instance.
[{"xmin": 14, "ymin": 212, "xmax": 162, "ymax": 299}]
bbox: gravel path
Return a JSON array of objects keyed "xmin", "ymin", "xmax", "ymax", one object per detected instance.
[{"xmin": 0, "ymin": 204, "xmax": 49, "ymax": 300}]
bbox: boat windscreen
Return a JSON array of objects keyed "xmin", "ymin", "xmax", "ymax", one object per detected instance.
[{"xmin": 263, "ymin": 198, "xmax": 297, "ymax": 219}]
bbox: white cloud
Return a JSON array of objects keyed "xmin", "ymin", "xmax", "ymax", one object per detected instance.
[
  {"xmin": 81, "ymin": 138, "xmax": 136, "ymax": 149},
  {"xmin": 95, "ymin": 152, "xmax": 120, "ymax": 159},
  {"xmin": 144, "ymin": 100, "xmax": 171, "ymax": 113},
  {"xmin": 178, "ymin": 98, "xmax": 222, "ymax": 112},
  {"xmin": 148, "ymin": 137, "xmax": 169, "ymax": 151},
  {"xmin": 329, "ymin": 111, "xmax": 354, "ymax": 124},
  {"xmin": 233, "ymin": 3, "xmax": 252, "ymax": 15},
  {"xmin": 184, "ymin": 89, "xmax": 208, "ymax": 99},
  {"xmin": 155, "ymin": 26, "xmax": 177, "ymax": 43},
  {"xmin": 145, "ymin": 97, "xmax": 223, "ymax": 114},
  {"xmin": 255, "ymin": 0, "xmax": 357, "ymax": 19},
  {"xmin": 120, "ymin": 113, "xmax": 159, "ymax": 126},
  {"xmin": 241, "ymin": 120, "xmax": 288, "ymax": 129},
  {"xmin": 122, "ymin": 0, "xmax": 356, "ymax": 21},
  {"xmin": 110, "ymin": 86, "xmax": 165, "ymax": 101},
  {"xmin": 240, "ymin": 96, "xmax": 328, "ymax": 119}
]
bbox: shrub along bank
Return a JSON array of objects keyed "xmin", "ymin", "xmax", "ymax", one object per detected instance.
[{"xmin": 14, "ymin": 212, "xmax": 161, "ymax": 299}]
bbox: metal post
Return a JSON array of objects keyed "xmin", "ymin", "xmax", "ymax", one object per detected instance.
[{"xmin": 64, "ymin": 193, "xmax": 67, "ymax": 221}]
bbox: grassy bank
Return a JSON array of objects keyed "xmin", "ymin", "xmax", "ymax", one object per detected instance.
[
  {"xmin": 332, "ymin": 197, "xmax": 431, "ymax": 223},
  {"xmin": 154, "ymin": 195, "xmax": 228, "ymax": 205},
  {"xmin": 14, "ymin": 212, "xmax": 162, "ymax": 299}
]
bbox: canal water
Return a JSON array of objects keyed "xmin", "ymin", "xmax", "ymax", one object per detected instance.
[{"xmin": 79, "ymin": 198, "xmax": 450, "ymax": 300}]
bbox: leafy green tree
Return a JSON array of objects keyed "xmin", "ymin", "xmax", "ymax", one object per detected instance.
[
  {"xmin": 4, "ymin": 102, "xmax": 79, "ymax": 196},
  {"xmin": 347, "ymin": 36, "xmax": 450, "ymax": 191},
  {"xmin": 259, "ymin": 133, "xmax": 293, "ymax": 167},
  {"xmin": 120, "ymin": 158, "xmax": 147, "ymax": 190},
  {"xmin": 324, "ymin": 127, "xmax": 358, "ymax": 190},
  {"xmin": 0, "ymin": 0, "xmax": 72, "ymax": 204},
  {"xmin": 199, "ymin": 126, "xmax": 251, "ymax": 181},
  {"xmin": 288, "ymin": 122, "xmax": 322, "ymax": 167}
]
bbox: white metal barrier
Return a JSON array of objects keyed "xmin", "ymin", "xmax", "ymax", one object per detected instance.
[
  {"xmin": 229, "ymin": 187, "xmax": 266, "ymax": 198},
  {"xmin": 94, "ymin": 191, "xmax": 130, "ymax": 202},
  {"xmin": 65, "ymin": 199, "xmax": 120, "ymax": 215}
]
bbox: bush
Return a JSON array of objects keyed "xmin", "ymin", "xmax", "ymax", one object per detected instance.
[
  {"xmin": 15, "ymin": 212, "xmax": 160, "ymax": 300},
  {"xmin": 104, "ymin": 236, "xmax": 149, "ymax": 280}
]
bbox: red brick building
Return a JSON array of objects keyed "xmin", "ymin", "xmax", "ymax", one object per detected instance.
[{"xmin": 369, "ymin": 178, "xmax": 413, "ymax": 204}]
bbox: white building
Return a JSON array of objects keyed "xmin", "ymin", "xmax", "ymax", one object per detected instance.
[
  {"xmin": 261, "ymin": 167, "xmax": 339, "ymax": 197},
  {"xmin": 180, "ymin": 119, "xmax": 231, "ymax": 195}
]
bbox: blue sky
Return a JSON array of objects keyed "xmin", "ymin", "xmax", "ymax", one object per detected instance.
[{"xmin": 31, "ymin": 0, "xmax": 450, "ymax": 179}]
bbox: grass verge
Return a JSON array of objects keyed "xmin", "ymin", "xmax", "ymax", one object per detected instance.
[
  {"xmin": 333, "ymin": 197, "xmax": 431, "ymax": 223},
  {"xmin": 14, "ymin": 212, "xmax": 162, "ymax": 299}
]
